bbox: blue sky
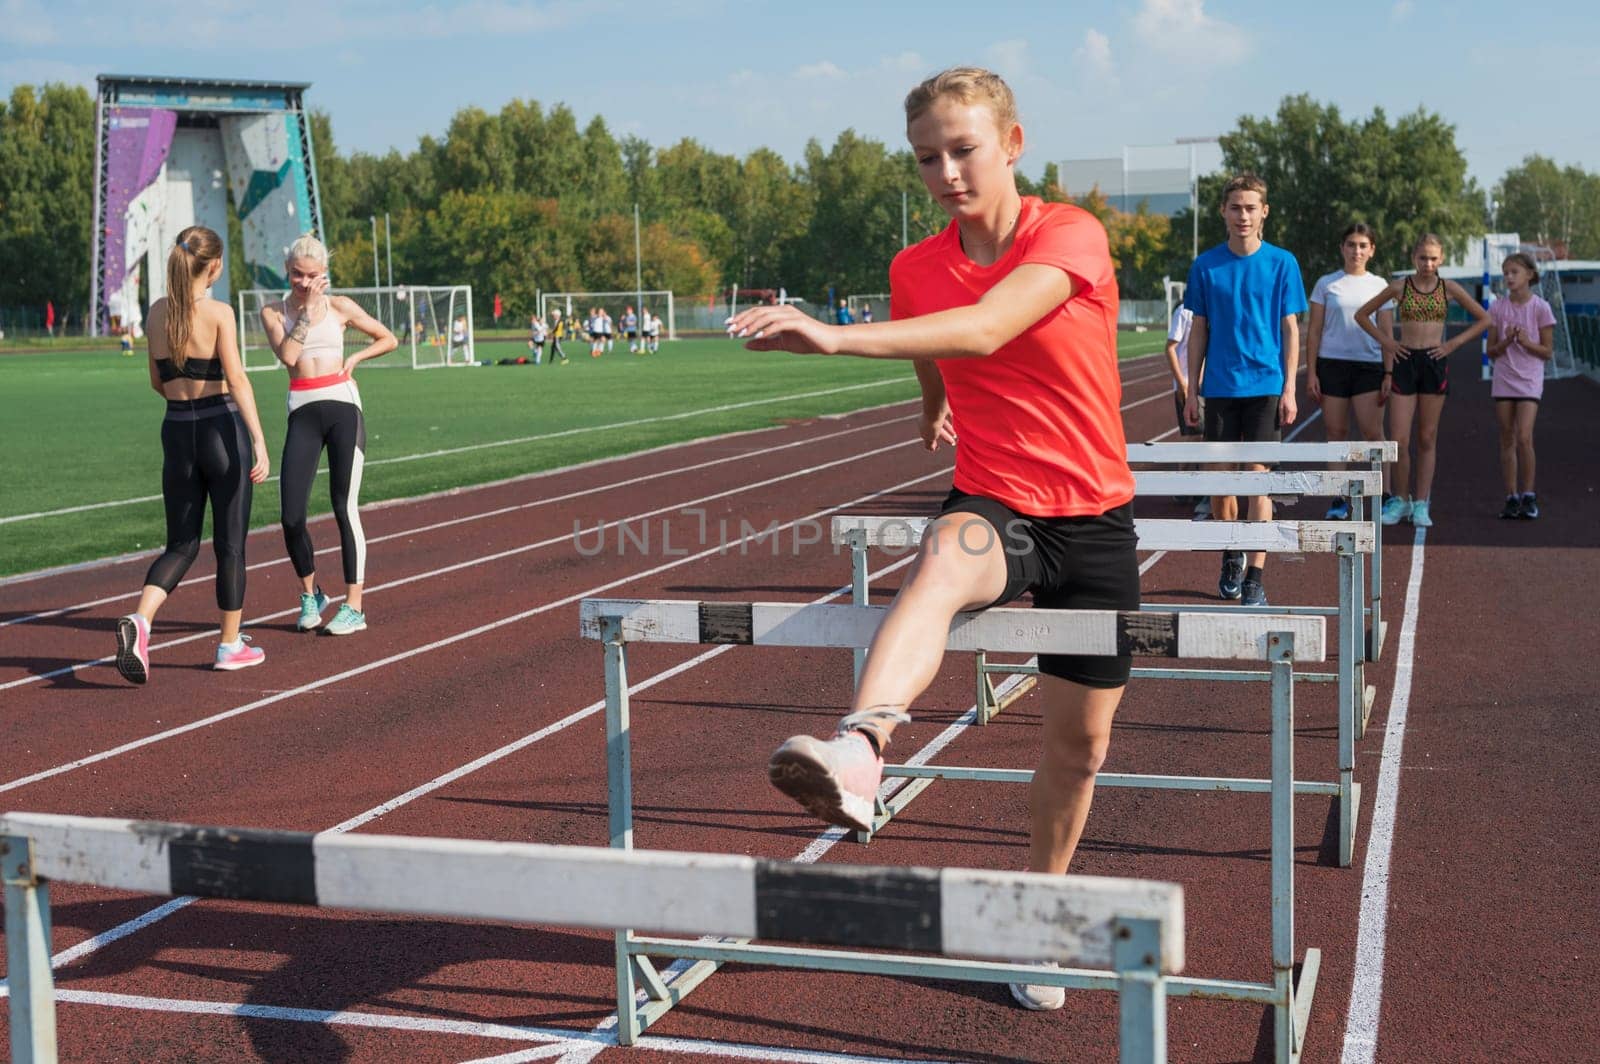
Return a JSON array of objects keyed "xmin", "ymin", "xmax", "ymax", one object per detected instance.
[{"xmin": 5, "ymin": 0, "xmax": 1597, "ymax": 193}]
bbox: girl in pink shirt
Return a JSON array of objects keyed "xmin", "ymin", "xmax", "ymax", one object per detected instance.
[{"xmin": 1486, "ymin": 253, "xmax": 1557, "ymax": 518}]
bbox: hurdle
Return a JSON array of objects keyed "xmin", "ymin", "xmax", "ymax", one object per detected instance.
[
  {"xmin": 581, "ymin": 598, "xmax": 1324, "ymax": 1063},
  {"xmin": 1128, "ymin": 439, "xmax": 1397, "ymax": 663},
  {"xmin": 833, "ymin": 510, "xmax": 1372, "ymax": 867},
  {"xmin": 1, "ymin": 813, "xmax": 1182, "ymax": 1064}
]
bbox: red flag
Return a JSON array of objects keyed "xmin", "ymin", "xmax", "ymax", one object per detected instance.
[
  {"xmin": 493, "ymin": 293, "xmax": 502, "ymax": 321},
  {"xmin": 46, "ymin": 301, "xmax": 56, "ymax": 330}
]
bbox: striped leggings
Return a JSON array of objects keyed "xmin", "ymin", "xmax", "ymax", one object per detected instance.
[{"xmin": 280, "ymin": 399, "xmax": 367, "ymax": 586}]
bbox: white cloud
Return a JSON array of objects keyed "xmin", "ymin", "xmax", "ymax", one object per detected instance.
[
  {"xmin": 1390, "ymin": 0, "xmax": 1414, "ymax": 22},
  {"xmin": 795, "ymin": 60, "xmax": 846, "ymax": 81},
  {"xmin": 983, "ymin": 39, "xmax": 1032, "ymax": 80},
  {"xmin": 1133, "ymin": 0, "xmax": 1251, "ymax": 66},
  {"xmin": 880, "ymin": 50, "xmax": 927, "ymax": 75},
  {"xmin": 1073, "ymin": 28, "xmax": 1115, "ymax": 79}
]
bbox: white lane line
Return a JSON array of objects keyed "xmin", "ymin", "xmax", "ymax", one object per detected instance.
[
  {"xmin": 1341, "ymin": 526, "xmax": 1426, "ymax": 1064},
  {"xmin": 0, "ymin": 356, "xmax": 1164, "ymax": 536},
  {"xmin": 0, "ymin": 435, "xmax": 924, "ymax": 693},
  {"xmin": 1, "ymin": 415, "xmax": 915, "ymax": 631},
  {"xmin": 0, "ymin": 464, "xmax": 946, "ymax": 790},
  {"xmin": 0, "ymin": 397, "xmax": 923, "ymax": 592},
  {"xmin": 10, "ymin": 549, "xmax": 927, "ymax": 990},
  {"xmin": 6, "ymin": 369, "xmax": 1180, "ymax": 685},
  {"xmin": 0, "ymin": 379, "xmax": 917, "ymax": 526},
  {"xmin": 10, "ymin": 989, "xmax": 956, "ymax": 1064}
]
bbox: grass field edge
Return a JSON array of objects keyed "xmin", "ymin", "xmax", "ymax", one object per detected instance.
[{"xmin": 0, "ymin": 394, "xmax": 924, "ymax": 590}]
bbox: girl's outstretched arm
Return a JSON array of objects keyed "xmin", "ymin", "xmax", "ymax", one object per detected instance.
[{"xmin": 728, "ymin": 263, "xmax": 1075, "ymax": 361}]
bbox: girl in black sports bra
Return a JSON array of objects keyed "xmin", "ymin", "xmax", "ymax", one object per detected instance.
[
  {"xmin": 114, "ymin": 225, "xmax": 271, "ymax": 684},
  {"xmin": 1354, "ymin": 232, "xmax": 1489, "ymax": 528}
]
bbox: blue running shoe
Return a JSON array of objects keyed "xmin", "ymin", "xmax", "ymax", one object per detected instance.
[
  {"xmin": 325, "ymin": 604, "xmax": 367, "ymax": 636},
  {"xmin": 1218, "ymin": 551, "xmax": 1245, "ymax": 600},
  {"xmin": 1241, "ymin": 578, "xmax": 1268, "ymax": 607},
  {"xmin": 1381, "ymin": 495, "xmax": 1410, "ymax": 526},
  {"xmin": 297, "ymin": 588, "xmax": 330, "ymax": 631},
  {"xmin": 1325, "ymin": 498, "xmax": 1350, "ymax": 520}
]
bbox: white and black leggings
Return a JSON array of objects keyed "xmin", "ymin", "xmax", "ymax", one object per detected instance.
[{"xmin": 281, "ymin": 383, "xmax": 367, "ymax": 586}]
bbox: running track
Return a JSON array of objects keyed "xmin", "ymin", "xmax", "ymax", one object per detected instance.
[{"xmin": 1, "ymin": 354, "xmax": 1595, "ymax": 1063}]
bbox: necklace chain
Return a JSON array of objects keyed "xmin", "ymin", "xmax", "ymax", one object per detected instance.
[{"xmin": 963, "ymin": 203, "xmax": 1021, "ymax": 254}]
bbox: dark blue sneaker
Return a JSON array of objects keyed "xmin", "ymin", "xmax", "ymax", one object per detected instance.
[
  {"xmin": 1499, "ymin": 495, "xmax": 1521, "ymax": 519},
  {"xmin": 1218, "ymin": 551, "xmax": 1245, "ymax": 600},
  {"xmin": 1519, "ymin": 493, "xmax": 1540, "ymax": 519},
  {"xmin": 1241, "ymin": 578, "xmax": 1268, "ymax": 607},
  {"xmin": 1325, "ymin": 498, "xmax": 1350, "ymax": 520}
]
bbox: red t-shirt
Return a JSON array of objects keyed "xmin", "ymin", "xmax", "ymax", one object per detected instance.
[{"xmin": 889, "ymin": 197, "xmax": 1133, "ymax": 516}]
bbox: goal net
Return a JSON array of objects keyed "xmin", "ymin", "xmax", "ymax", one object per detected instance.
[
  {"xmin": 237, "ymin": 285, "xmax": 476, "ymax": 371},
  {"xmin": 846, "ymin": 293, "xmax": 889, "ymax": 323},
  {"xmin": 539, "ymin": 290, "xmax": 676, "ymax": 342}
]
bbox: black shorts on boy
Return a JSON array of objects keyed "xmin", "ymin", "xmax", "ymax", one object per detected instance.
[
  {"xmin": 1203, "ymin": 395, "xmax": 1280, "ymax": 443},
  {"xmin": 937, "ymin": 489, "xmax": 1139, "ymax": 688}
]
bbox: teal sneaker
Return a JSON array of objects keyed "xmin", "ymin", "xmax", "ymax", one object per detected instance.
[
  {"xmin": 325, "ymin": 604, "xmax": 367, "ymax": 636},
  {"xmin": 296, "ymin": 588, "xmax": 330, "ymax": 631},
  {"xmin": 1409, "ymin": 499, "xmax": 1433, "ymax": 528},
  {"xmin": 1380, "ymin": 495, "xmax": 1410, "ymax": 526}
]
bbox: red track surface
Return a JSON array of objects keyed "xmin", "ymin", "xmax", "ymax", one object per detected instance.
[{"xmin": 1, "ymin": 355, "xmax": 1595, "ymax": 1063}]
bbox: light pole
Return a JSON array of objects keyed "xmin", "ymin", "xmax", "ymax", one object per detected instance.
[{"xmin": 1176, "ymin": 136, "xmax": 1220, "ymax": 261}]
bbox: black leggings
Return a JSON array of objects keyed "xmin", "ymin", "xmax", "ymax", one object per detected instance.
[
  {"xmin": 281, "ymin": 400, "xmax": 368, "ymax": 586},
  {"xmin": 144, "ymin": 397, "xmax": 254, "ymax": 610}
]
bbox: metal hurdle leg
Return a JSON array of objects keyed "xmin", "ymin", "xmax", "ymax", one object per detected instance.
[
  {"xmin": 975, "ymin": 656, "xmax": 1038, "ymax": 725},
  {"xmin": 1336, "ymin": 534, "xmax": 1361, "ymax": 868},
  {"xmin": 1113, "ymin": 917, "xmax": 1169, "ymax": 1064},
  {"xmin": 603, "ymin": 622, "xmax": 728, "ymax": 1042},
  {"xmin": 1363, "ymin": 461, "xmax": 1387, "ymax": 661},
  {"xmin": 1270, "ymin": 633, "xmax": 1319, "ymax": 1063},
  {"xmin": 850, "ymin": 534, "xmax": 868, "ymax": 688},
  {"xmin": 4, "ymin": 834, "xmax": 59, "ymax": 1064}
]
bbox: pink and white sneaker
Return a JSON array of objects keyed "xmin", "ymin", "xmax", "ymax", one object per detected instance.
[
  {"xmin": 767, "ymin": 708, "xmax": 909, "ymax": 833},
  {"xmin": 114, "ymin": 613, "xmax": 151, "ymax": 685},
  {"xmin": 215, "ymin": 635, "xmax": 265, "ymax": 671}
]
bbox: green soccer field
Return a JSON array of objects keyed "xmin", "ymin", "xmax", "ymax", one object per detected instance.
[{"xmin": 0, "ymin": 332, "xmax": 1167, "ymax": 577}]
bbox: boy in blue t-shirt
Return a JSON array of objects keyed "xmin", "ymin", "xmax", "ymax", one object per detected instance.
[{"xmin": 1182, "ymin": 172, "xmax": 1307, "ymax": 607}]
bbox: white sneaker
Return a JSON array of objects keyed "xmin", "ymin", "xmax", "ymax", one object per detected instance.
[{"xmin": 1008, "ymin": 962, "xmax": 1066, "ymax": 1011}]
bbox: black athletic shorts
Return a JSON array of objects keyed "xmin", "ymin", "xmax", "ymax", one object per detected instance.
[
  {"xmin": 1203, "ymin": 395, "xmax": 1280, "ymax": 443},
  {"xmin": 1391, "ymin": 347, "xmax": 1449, "ymax": 396},
  {"xmin": 937, "ymin": 489, "xmax": 1140, "ymax": 688},
  {"xmin": 1316, "ymin": 358, "xmax": 1385, "ymax": 399}
]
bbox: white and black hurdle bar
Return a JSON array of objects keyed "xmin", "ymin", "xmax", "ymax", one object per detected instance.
[
  {"xmin": 580, "ymin": 598, "xmax": 1323, "ymax": 1064},
  {"xmin": 1127, "ymin": 439, "xmax": 1396, "ymax": 664},
  {"xmin": 1, "ymin": 813, "xmax": 1182, "ymax": 1064},
  {"xmin": 845, "ymin": 464, "xmax": 1385, "ymax": 731},
  {"xmin": 834, "ymin": 501, "xmax": 1374, "ymax": 868}
]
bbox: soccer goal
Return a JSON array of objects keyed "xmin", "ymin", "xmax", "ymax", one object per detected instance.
[
  {"xmin": 539, "ymin": 290, "xmax": 676, "ymax": 341},
  {"xmin": 846, "ymin": 293, "xmax": 889, "ymax": 323},
  {"xmin": 237, "ymin": 285, "xmax": 476, "ymax": 371}
]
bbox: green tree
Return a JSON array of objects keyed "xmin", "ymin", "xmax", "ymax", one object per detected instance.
[
  {"xmin": 1200, "ymin": 95, "xmax": 1481, "ymax": 281},
  {"xmin": 1496, "ymin": 156, "xmax": 1600, "ymax": 258},
  {"xmin": 784, "ymin": 130, "xmax": 926, "ymax": 298},
  {"xmin": 0, "ymin": 83, "xmax": 95, "ymax": 320}
]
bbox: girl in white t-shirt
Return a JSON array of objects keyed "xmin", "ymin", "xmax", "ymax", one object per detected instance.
[
  {"xmin": 1306, "ymin": 223, "xmax": 1395, "ymax": 518},
  {"xmin": 1486, "ymin": 252, "xmax": 1557, "ymax": 518}
]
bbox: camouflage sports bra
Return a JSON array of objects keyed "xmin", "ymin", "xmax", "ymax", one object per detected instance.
[{"xmin": 1398, "ymin": 276, "xmax": 1447, "ymax": 323}]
